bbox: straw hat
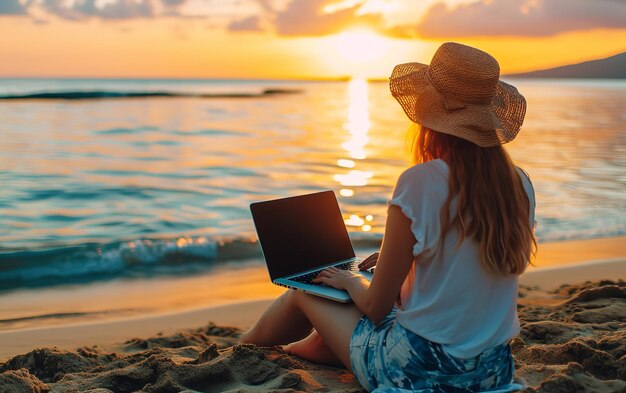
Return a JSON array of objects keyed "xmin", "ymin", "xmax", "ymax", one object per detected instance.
[{"xmin": 389, "ymin": 42, "xmax": 526, "ymax": 147}]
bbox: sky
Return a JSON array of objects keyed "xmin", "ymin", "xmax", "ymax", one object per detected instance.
[{"xmin": 0, "ymin": 0, "xmax": 625, "ymax": 79}]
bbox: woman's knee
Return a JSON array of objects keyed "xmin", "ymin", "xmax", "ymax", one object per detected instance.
[
  {"xmin": 239, "ymin": 328, "xmax": 258, "ymax": 344},
  {"xmin": 289, "ymin": 288, "xmax": 308, "ymax": 304},
  {"xmin": 278, "ymin": 288, "xmax": 305, "ymax": 310}
]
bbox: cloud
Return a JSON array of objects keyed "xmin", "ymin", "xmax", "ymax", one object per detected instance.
[
  {"xmin": 10, "ymin": 0, "xmax": 377, "ymax": 34},
  {"xmin": 229, "ymin": 0, "xmax": 384, "ymax": 36},
  {"xmin": 0, "ymin": 0, "xmax": 27, "ymax": 15},
  {"xmin": 273, "ymin": 0, "xmax": 362, "ymax": 36},
  {"xmin": 233, "ymin": 0, "xmax": 626, "ymax": 38},
  {"xmin": 228, "ymin": 15, "xmax": 263, "ymax": 32},
  {"xmin": 41, "ymin": 0, "xmax": 154, "ymax": 20},
  {"xmin": 39, "ymin": 0, "xmax": 192, "ymax": 21},
  {"xmin": 413, "ymin": 0, "xmax": 626, "ymax": 38},
  {"xmin": 11, "ymin": 0, "xmax": 624, "ymax": 39}
]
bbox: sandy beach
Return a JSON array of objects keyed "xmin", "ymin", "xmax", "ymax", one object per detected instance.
[{"xmin": 0, "ymin": 236, "xmax": 625, "ymax": 392}]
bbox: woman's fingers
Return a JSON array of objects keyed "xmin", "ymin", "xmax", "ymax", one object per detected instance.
[
  {"xmin": 365, "ymin": 252, "xmax": 379, "ymax": 262},
  {"xmin": 315, "ymin": 271, "xmax": 330, "ymax": 278},
  {"xmin": 360, "ymin": 260, "xmax": 375, "ymax": 269},
  {"xmin": 313, "ymin": 270, "xmax": 334, "ymax": 283},
  {"xmin": 315, "ymin": 268, "xmax": 337, "ymax": 279},
  {"xmin": 312, "ymin": 268, "xmax": 353, "ymax": 290},
  {"xmin": 358, "ymin": 252, "xmax": 379, "ymax": 269}
]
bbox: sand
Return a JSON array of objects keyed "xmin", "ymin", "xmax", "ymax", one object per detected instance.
[
  {"xmin": 0, "ymin": 279, "xmax": 625, "ymax": 392},
  {"xmin": 0, "ymin": 237, "xmax": 625, "ymax": 392}
]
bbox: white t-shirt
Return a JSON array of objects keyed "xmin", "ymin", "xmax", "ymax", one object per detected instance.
[{"xmin": 388, "ymin": 159, "xmax": 536, "ymax": 359}]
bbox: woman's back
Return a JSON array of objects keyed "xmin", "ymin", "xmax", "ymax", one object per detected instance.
[
  {"xmin": 244, "ymin": 42, "xmax": 535, "ymax": 393},
  {"xmin": 389, "ymin": 159, "xmax": 536, "ymax": 358}
]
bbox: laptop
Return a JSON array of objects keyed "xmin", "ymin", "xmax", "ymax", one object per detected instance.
[{"xmin": 250, "ymin": 190, "xmax": 373, "ymax": 302}]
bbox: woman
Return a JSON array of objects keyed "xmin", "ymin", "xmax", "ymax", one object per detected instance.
[{"xmin": 241, "ymin": 42, "xmax": 536, "ymax": 392}]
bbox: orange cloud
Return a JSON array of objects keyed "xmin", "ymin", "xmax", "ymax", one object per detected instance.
[
  {"xmin": 227, "ymin": 0, "xmax": 383, "ymax": 36},
  {"xmin": 228, "ymin": 15, "xmax": 263, "ymax": 32}
]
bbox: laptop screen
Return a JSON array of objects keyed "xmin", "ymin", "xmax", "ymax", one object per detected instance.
[{"xmin": 250, "ymin": 190, "xmax": 355, "ymax": 281}]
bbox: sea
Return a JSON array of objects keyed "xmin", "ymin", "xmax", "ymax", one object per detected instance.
[{"xmin": 1, "ymin": 78, "xmax": 625, "ymax": 292}]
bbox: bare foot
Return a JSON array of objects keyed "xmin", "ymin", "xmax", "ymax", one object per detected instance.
[{"xmin": 284, "ymin": 330, "xmax": 343, "ymax": 367}]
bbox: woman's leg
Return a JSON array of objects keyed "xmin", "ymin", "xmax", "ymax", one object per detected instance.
[
  {"xmin": 240, "ymin": 290, "xmax": 314, "ymax": 346},
  {"xmin": 240, "ymin": 289, "xmax": 363, "ymax": 370}
]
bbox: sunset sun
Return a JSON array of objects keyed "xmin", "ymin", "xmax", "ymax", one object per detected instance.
[{"xmin": 330, "ymin": 29, "xmax": 391, "ymax": 65}]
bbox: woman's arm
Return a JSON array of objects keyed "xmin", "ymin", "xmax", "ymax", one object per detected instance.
[{"xmin": 313, "ymin": 205, "xmax": 416, "ymax": 324}]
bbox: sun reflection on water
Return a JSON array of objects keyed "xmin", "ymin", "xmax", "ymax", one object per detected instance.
[
  {"xmin": 337, "ymin": 159, "xmax": 355, "ymax": 168},
  {"xmin": 334, "ymin": 169, "xmax": 373, "ymax": 186},
  {"xmin": 339, "ymin": 189, "xmax": 354, "ymax": 197},
  {"xmin": 336, "ymin": 78, "xmax": 375, "ymax": 232},
  {"xmin": 342, "ymin": 78, "xmax": 371, "ymax": 160}
]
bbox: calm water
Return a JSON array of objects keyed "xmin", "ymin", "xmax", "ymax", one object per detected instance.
[{"xmin": 1, "ymin": 78, "xmax": 625, "ymax": 290}]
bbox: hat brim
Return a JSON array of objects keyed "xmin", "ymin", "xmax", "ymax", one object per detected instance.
[{"xmin": 389, "ymin": 62, "xmax": 526, "ymax": 147}]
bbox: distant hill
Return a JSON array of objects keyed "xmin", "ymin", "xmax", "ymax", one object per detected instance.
[{"xmin": 507, "ymin": 52, "xmax": 626, "ymax": 79}]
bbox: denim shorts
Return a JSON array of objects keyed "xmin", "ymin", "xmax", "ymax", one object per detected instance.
[{"xmin": 349, "ymin": 310, "xmax": 524, "ymax": 393}]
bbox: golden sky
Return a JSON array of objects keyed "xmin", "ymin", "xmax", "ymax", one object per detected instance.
[{"xmin": 1, "ymin": 0, "xmax": 625, "ymax": 79}]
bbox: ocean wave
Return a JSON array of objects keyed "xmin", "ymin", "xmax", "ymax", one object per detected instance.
[
  {"xmin": 0, "ymin": 88, "xmax": 302, "ymax": 100},
  {"xmin": 0, "ymin": 237, "xmax": 219, "ymax": 291},
  {"xmin": 0, "ymin": 228, "xmax": 623, "ymax": 292},
  {"xmin": 0, "ymin": 235, "xmax": 383, "ymax": 292}
]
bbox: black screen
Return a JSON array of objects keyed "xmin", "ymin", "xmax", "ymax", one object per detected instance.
[{"xmin": 250, "ymin": 190, "xmax": 355, "ymax": 281}]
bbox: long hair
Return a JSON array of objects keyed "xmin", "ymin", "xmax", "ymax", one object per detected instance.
[{"xmin": 412, "ymin": 124, "xmax": 536, "ymax": 275}]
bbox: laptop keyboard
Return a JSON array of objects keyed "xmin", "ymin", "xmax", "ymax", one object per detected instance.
[{"xmin": 289, "ymin": 261, "xmax": 360, "ymax": 286}]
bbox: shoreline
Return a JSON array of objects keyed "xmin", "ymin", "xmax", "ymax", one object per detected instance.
[
  {"xmin": 530, "ymin": 235, "xmax": 626, "ymax": 269},
  {"xmin": 0, "ymin": 236, "xmax": 624, "ymax": 361},
  {"xmin": 0, "ymin": 262, "xmax": 286, "ymax": 332},
  {"xmin": 520, "ymin": 258, "xmax": 625, "ymax": 291},
  {"xmin": 1, "ymin": 236, "xmax": 622, "ymax": 322}
]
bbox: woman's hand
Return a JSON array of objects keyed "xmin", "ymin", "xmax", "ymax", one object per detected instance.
[
  {"xmin": 312, "ymin": 267, "xmax": 361, "ymax": 290},
  {"xmin": 358, "ymin": 252, "xmax": 379, "ymax": 271}
]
